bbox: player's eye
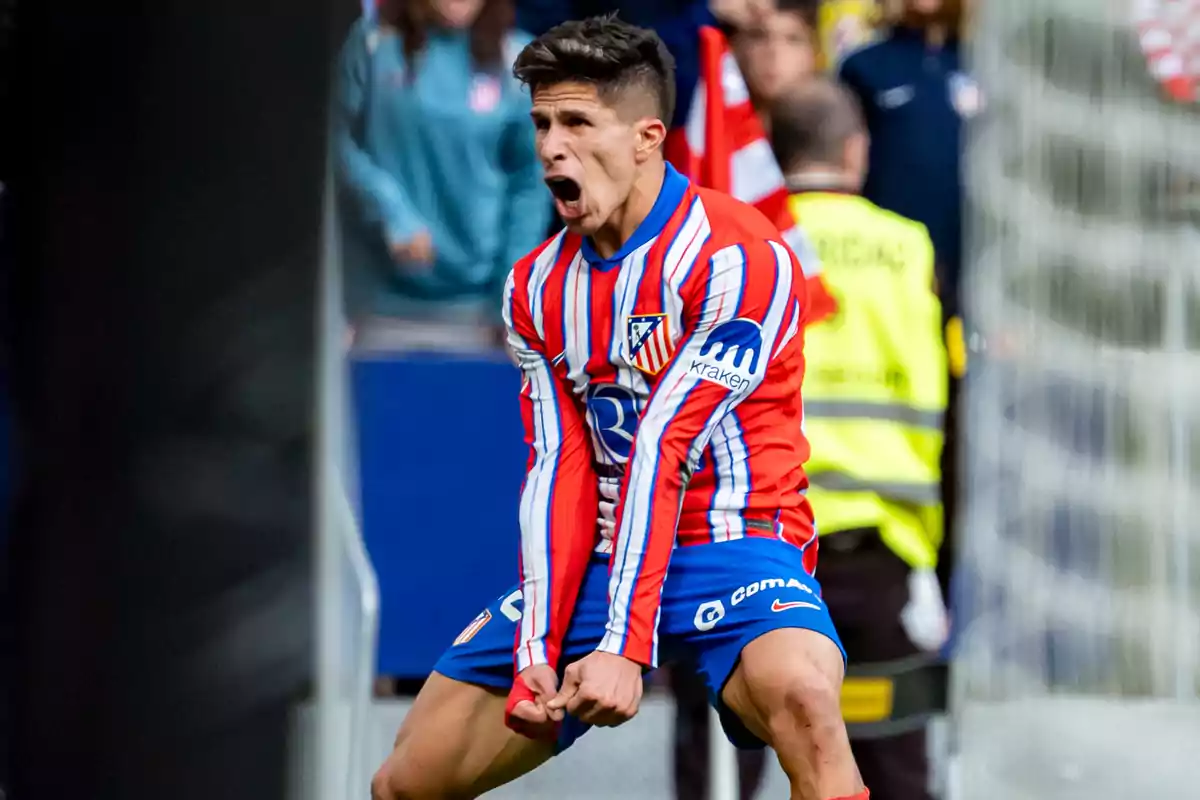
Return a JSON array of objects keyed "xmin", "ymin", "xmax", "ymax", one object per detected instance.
[{"xmin": 565, "ymin": 115, "xmax": 590, "ymax": 128}]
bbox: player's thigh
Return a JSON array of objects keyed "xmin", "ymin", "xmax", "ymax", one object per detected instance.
[
  {"xmin": 720, "ymin": 627, "xmax": 847, "ymax": 748},
  {"xmin": 660, "ymin": 536, "xmax": 847, "ymax": 748},
  {"xmin": 374, "ymin": 671, "xmax": 554, "ymax": 800}
]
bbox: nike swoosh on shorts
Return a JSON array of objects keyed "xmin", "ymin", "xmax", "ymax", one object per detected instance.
[{"xmin": 771, "ymin": 599, "xmax": 822, "ymax": 613}]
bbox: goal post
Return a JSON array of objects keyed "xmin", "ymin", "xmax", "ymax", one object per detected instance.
[{"xmin": 951, "ymin": 1, "xmax": 1200, "ymax": 797}]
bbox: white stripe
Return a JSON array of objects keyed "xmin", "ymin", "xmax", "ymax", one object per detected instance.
[
  {"xmin": 514, "ymin": 351, "xmax": 563, "ymax": 671},
  {"xmin": 796, "ymin": 523, "xmax": 819, "ymax": 576},
  {"xmin": 707, "ymin": 411, "xmax": 751, "ymax": 542},
  {"xmin": 647, "ymin": 329, "xmax": 668, "ymax": 372},
  {"xmin": 731, "ymin": 138, "xmax": 784, "ymax": 207},
  {"xmin": 610, "ymin": 243, "xmax": 654, "ymax": 399},
  {"xmin": 683, "ymin": 78, "xmax": 707, "ymax": 157},
  {"xmin": 501, "ymin": 270, "xmax": 517, "ymax": 332},
  {"xmin": 527, "ymin": 231, "xmax": 566, "ymax": 343},
  {"xmin": 662, "ymin": 199, "xmax": 711, "ymax": 341},
  {"xmin": 764, "ymin": 242, "xmax": 797, "ymax": 356},
  {"xmin": 563, "ymin": 252, "xmax": 591, "ymax": 394},
  {"xmin": 719, "ymin": 51, "xmax": 750, "ymax": 107},
  {"xmin": 774, "ymin": 298, "xmax": 801, "ymax": 359},
  {"xmin": 651, "ymin": 594, "xmax": 662, "ymax": 667}
]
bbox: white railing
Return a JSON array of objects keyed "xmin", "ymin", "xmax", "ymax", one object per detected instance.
[
  {"xmin": 313, "ymin": 150, "xmax": 380, "ymax": 800},
  {"xmin": 709, "ymin": 707, "xmax": 739, "ymax": 800}
]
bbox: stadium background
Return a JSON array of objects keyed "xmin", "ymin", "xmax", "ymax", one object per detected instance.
[{"xmin": 2, "ymin": 0, "xmax": 1198, "ymax": 799}]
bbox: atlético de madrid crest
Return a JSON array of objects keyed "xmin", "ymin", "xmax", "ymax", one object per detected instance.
[{"xmin": 627, "ymin": 314, "xmax": 674, "ymax": 375}]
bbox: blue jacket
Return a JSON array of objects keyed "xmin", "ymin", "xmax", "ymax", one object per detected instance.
[
  {"xmin": 838, "ymin": 28, "xmax": 973, "ymax": 315},
  {"xmin": 335, "ymin": 18, "xmax": 550, "ymax": 319}
]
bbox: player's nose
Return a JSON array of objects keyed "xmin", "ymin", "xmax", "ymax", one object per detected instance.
[{"xmin": 538, "ymin": 124, "xmax": 570, "ymax": 166}]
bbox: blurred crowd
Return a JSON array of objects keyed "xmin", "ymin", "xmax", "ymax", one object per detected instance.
[
  {"xmin": 336, "ymin": 0, "xmax": 973, "ymax": 798},
  {"xmin": 336, "ymin": 0, "xmax": 972, "ymax": 336}
]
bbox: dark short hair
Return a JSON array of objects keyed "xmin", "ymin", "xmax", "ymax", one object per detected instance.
[
  {"xmin": 770, "ymin": 79, "xmax": 865, "ymax": 172},
  {"xmin": 513, "ymin": 15, "xmax": 677, "ymax": 123},
  {"xmin": 773, "ymin": 0, "xmax": 820, "ymax": 29}
]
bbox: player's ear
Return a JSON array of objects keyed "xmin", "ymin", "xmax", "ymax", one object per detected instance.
[{"xmin": 633, "ymin": 117, "xmax": 668, "ymax": 164}]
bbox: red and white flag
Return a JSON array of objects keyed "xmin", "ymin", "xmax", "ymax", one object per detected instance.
[{"xmin": 665, "ymin": 26, "xmax": 837, "ymax": 325}]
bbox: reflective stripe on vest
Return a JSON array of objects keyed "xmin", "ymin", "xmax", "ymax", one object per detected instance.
[
  {"xmin": 803, "ymin": 399, "xmax": 944, "ymax": 430},
  {"xmin": 807, "ymin": 470, "xmax": 941, "ymax": 504}
]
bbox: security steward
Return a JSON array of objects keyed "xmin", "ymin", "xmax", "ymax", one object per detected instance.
[{"xmin": 771, "ymin": 79, "xmax": 949, "ymax": 800}]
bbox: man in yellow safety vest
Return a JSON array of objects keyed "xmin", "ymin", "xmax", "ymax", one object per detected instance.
[{"xmin": 771, "ymin": 78, "xmax": 949, "ymax": 800}]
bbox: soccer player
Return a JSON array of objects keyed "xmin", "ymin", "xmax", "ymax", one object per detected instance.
[{"xmin": 371, "ymin": 16, "xmax": 868, "ymax": 800}]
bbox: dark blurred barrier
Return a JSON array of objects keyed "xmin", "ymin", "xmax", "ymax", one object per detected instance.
[
  {"xmin": 6, "ymin": 0, "xmax": 351, "ymax": 798},
  {"xmin": 354, "ymin": 351, "xmax": 524, "ymax": 677}
]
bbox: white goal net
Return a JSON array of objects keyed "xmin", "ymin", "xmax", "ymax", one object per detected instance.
[{"xmin": 954, "ymin": 1, "xmax": 1200, "ymax": 798}]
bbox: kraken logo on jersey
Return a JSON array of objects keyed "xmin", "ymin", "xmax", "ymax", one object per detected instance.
[
  {"xmin": 690, "ymin": 317, "xmax": 764, "ymax": 392},
  {"xmin": 626, "ymin": 313, "xmax": 674, "ymax": 375}
]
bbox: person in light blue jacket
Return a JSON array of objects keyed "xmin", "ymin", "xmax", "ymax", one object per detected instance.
[{"xmin": 336, "ymin": 0, "xmax": 549, "ymax": 323}]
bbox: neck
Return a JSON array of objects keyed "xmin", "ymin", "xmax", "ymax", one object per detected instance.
[
  {"xmin": 925, "ymin": 24, "xmax": 947, "ymax": 46},
  {"xmin": 590, "ymin": 160, "xmax": 666, "ymax": 260},
  {"xmin": 785, "ymin": 167, "xmax": 856, "ymax": 193}
]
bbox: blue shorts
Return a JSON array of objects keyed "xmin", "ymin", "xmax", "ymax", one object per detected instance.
[{"xmin": 433, "ymin": 536, "xmax": 845, "ymax": 752}]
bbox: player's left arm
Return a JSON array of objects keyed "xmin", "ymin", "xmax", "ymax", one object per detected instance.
[{"xmin": 597, "ymin": 238, "xmax": 805, "ymax": 667}]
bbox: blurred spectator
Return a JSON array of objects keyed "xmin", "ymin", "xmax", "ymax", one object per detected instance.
[
  {"xmin": 336, "ymin": 0, "xmax": 549, "ymax": 330},
  {"xmin": 664, "ymin": 22, "xmax": 837, "ymax": 324},
  {"xmin": 728, "ymin": 0, "xmax": 819, "ymax": 128},
  {"xmin": 773, "ymin": 78, "xmax": 948, "ymax": 800},
  {"xmin": 836, "ymin": 0, "xmax": 973, "ymax": 318},
  {"xmin": 816, "ymin": 0, "xmax": 878, "ymax": 70}
]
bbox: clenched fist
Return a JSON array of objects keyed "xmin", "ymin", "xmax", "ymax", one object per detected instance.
[
  {"xmin": 547, "ymin": 651, "xmax": 643, "ymax": 727},
  {"xmin": 505, "ymin": 664, "xmax": 561, "ymax": 741}
]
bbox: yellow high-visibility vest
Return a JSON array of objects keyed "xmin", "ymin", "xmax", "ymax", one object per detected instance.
[{"xmin": 791, "ymin": 192, "xmax": 947, "ymax": 569}]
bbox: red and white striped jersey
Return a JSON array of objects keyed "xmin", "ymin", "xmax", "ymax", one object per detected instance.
[{"xmin": 503, "ymin": 165, "xmax": 818, "ymax": 671}]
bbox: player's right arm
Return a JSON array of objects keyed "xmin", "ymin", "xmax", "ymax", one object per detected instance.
[{"xmin": 503, "ymin": 262, "xmax": 599, "ymax": 676}]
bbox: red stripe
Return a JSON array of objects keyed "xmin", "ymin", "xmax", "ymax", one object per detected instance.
[{"xmin": 587, "ymin": 268, "xmax": 618, "ymax": 378}]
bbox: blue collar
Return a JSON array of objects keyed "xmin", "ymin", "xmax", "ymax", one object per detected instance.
[{"xmin": 581, "ymin": 163, "xmax": 689, "ymax": 270}]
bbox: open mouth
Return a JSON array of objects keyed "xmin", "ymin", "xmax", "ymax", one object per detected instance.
[{"xmin": 545, "ymin": 176, "xmax": 582, "ymax": 205}]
